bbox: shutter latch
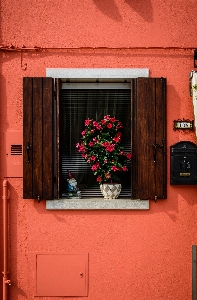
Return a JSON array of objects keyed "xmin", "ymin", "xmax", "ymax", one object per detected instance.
[
  {"xmin": 153, "ymin": 139, "xmax": 165, "ymax": 162},
  {"xmin": 27, "ymin": 142, "xmax": 31, "ymax": 163}
]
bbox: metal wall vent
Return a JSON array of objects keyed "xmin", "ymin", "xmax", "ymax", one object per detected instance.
[
  {"xmin": 5, "ymin": 130, "xmax": 23, "ymax": 177},
  {"xmin": 11, "ymin": 145, "xmax": 22, "ymax": 155}
]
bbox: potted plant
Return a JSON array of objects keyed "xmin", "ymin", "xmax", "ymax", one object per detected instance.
[{"xmin": 76, "ymin": 115, "xmax": 132, "ymax": 199}]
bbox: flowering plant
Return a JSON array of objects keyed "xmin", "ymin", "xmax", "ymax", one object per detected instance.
[{"xmin": 76, "ymin": 115, "xmax": 132, "ymax": 184}]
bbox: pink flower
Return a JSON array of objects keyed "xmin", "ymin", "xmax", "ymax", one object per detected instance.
[
  {"xmin": 76, "ymin": 143, "xmax": 86, "ymax": 153},
  {"xmin": 93, "ymin": 137, "xmax": 98, "ymax": 143},
  {"xmin": 101, "ymin": 119, "xmax": 107, "ymax": 125},
  {"xmin": 107, "ymin": 123, "xmax": 112, "ymax": 129},
  {"xmin": 91, "ymin": 163, "xmax": 100, "ymax": 171},
  {"xmin": 81, "ymin": 130, "xmax": 86, "ymax": 136},
  {"xmin": 113, "ymin": 136, "xmax": 120, "ymax": 143},
  {"xmin": 102, "ymin": 142, "xmax": 116, "ymax": 152},
  {"xmin": 89, "ymin": 141, "xmax": 94, "ymax": 146},
  {"xmin": 106, "ymin": 144, "xmax": 115, "ymax": 152},
  {"xmin": 102, "ymin": 142, "xmax": 109, "ymax": 147},
  {"xmin": 111, "ymin": 166, "xmax": 119, "ymax": 171},
  {"xmin": 119, "ymin": 150, "xmax": 125, "ymax": 155},
  {"xmin": 122, "ymin": 166, "xmax": 128, "ymax": 171},
  {"xmin": 116, "ymin": 122, "xmax": 123, "ymax": 129},
  {"xmin": 110, "ymin": 117, "xmax": 116, "ymax": 122},
  {"xmin": 126, "ymin": 153, "xmax": 132, "ymax": 159},
  {"xmin": 93, "ymin": 121, "xmax": 102, "ymax": 130},
  {"xmin": 90, "ymin": 156, "xmax": 97, "ymax": 161},
  {"xmin": 97, "ymin": 176, "xmax": 102, "ymax": 182},
  {"xmin": 85, "ymin": 119, "xmax": 92, "ymax": 126},
  {"xmin": 95, "ymin": 124, "xmax": 102, "ymax": 130}
]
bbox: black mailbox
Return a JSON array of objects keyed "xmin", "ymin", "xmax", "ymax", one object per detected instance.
[{"xmin": 170, "ymin": 141, "xmax": 197, "ymax": 185}]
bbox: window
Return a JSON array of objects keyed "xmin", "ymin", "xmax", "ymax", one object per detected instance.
[
  {"xmin": 62, "ymin": 83, "xmax": 131, "ymax": 198},
  {"xmin": 23, "ymin": 73, "xmax": 166, "ymax": 201}
]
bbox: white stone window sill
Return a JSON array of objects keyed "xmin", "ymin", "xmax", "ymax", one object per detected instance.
[{"xmin": 46, "ymin": 198, "xmax": 149, "ymax": 210}]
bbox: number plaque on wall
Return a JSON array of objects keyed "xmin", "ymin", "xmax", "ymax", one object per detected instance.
[{"xmin": 173, "ymin": 119, "xmax": 194, "ymax": 130}]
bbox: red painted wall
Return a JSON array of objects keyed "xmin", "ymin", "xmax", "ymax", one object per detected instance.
[{"xmin": 0, "ymin": 1, "xmax": 197, "ymax": 299}]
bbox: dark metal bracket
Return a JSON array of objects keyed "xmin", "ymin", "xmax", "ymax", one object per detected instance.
[
  {"xmin": 153, "ymin": 139, "xmax": 165, "ymax": 163},
  {"xmin": 27, "ymin": 142, "xmax": 31, "ymax": 163}
]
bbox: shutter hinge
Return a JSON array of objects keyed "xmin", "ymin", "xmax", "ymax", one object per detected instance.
[
  {"xmin": 38, "ymin": 196, "xmax": 41, "ymax": 203},
  {"xmin": 154, "ymin": 196, "xmax": 157, "ymax": 203}
]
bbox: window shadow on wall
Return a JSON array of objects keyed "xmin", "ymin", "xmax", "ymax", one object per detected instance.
[
  {"xmin": 124, "ymin": 0, "xmax": 153, "ymax": 22},
  {"xmin": 92, "ymin": 0, "xmax": 153, "ymax": 23},
  {"xmin": 92, "ymin": 0, "xmax": 122, "ymax": 21}
]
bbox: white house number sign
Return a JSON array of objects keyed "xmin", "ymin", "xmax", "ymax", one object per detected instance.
[{"xmin": 173, "ymin": 119, "xmax": 194, "ymax": 130}]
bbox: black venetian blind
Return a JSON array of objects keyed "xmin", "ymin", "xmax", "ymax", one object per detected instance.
[{"xmin": 61, "ymin": 88, "xmax": 131, "ymax": 197}]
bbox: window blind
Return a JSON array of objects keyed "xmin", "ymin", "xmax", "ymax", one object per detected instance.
[{"xmin": 61, "ymin": 88, "xmax": 131, "ymax": 198}]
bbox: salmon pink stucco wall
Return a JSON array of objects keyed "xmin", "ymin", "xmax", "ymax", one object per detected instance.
[{"xmin": 1, "ymin": 1, "xmax": 197, "ymax": 299}]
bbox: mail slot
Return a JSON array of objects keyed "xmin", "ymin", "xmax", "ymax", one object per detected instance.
[{"xmin": 170, "ymin": 141, "xmax": 197, "ymax": 185}]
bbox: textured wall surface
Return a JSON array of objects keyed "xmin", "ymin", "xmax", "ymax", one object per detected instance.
[{"xmin": 0, "ymin": 0, "xmax": 197, "ymax": 299}]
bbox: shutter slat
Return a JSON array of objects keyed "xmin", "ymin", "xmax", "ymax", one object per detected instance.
[
  {"xmin": 32, "ymin": 78, "xmax": 43, "ymax": 199},
  {"xmin": 136, "ymin": 78, "xmax": 155, "ymax": 199},
  {"xmin": 146, "ymin": 78, "xmax": 157, "ymax": 199},
  {"xmin": 43, "ymin": 78, "xmax": 54, "ymax": 199},
  {"xmin": 155, "ymin": 78, "xmax": 167, "ymax": 199},
  {"xmin": 23, "ymin": 78, "xmax": 33, "ymax": 199},
  {"xmin": 55, "ymin": 79, "xmax": 62, "ymax": 199}
]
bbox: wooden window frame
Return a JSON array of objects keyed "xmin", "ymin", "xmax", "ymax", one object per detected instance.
[{"xmin": 23, "ymin": 69, "xmax": 166, "ymax": 203}]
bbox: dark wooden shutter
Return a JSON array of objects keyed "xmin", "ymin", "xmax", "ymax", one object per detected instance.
[
  {"xmin": 23, "ymin": 77, "xmax": 54, "ymax": 200},
  {"xmin": 131, "ymin": 77, "xmax": 166, "ymax": 200}
]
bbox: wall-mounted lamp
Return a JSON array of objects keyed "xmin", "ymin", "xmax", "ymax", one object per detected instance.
[{"xmin": 194, "ymin": 49, "xmax": 197, "ymax": 68}]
